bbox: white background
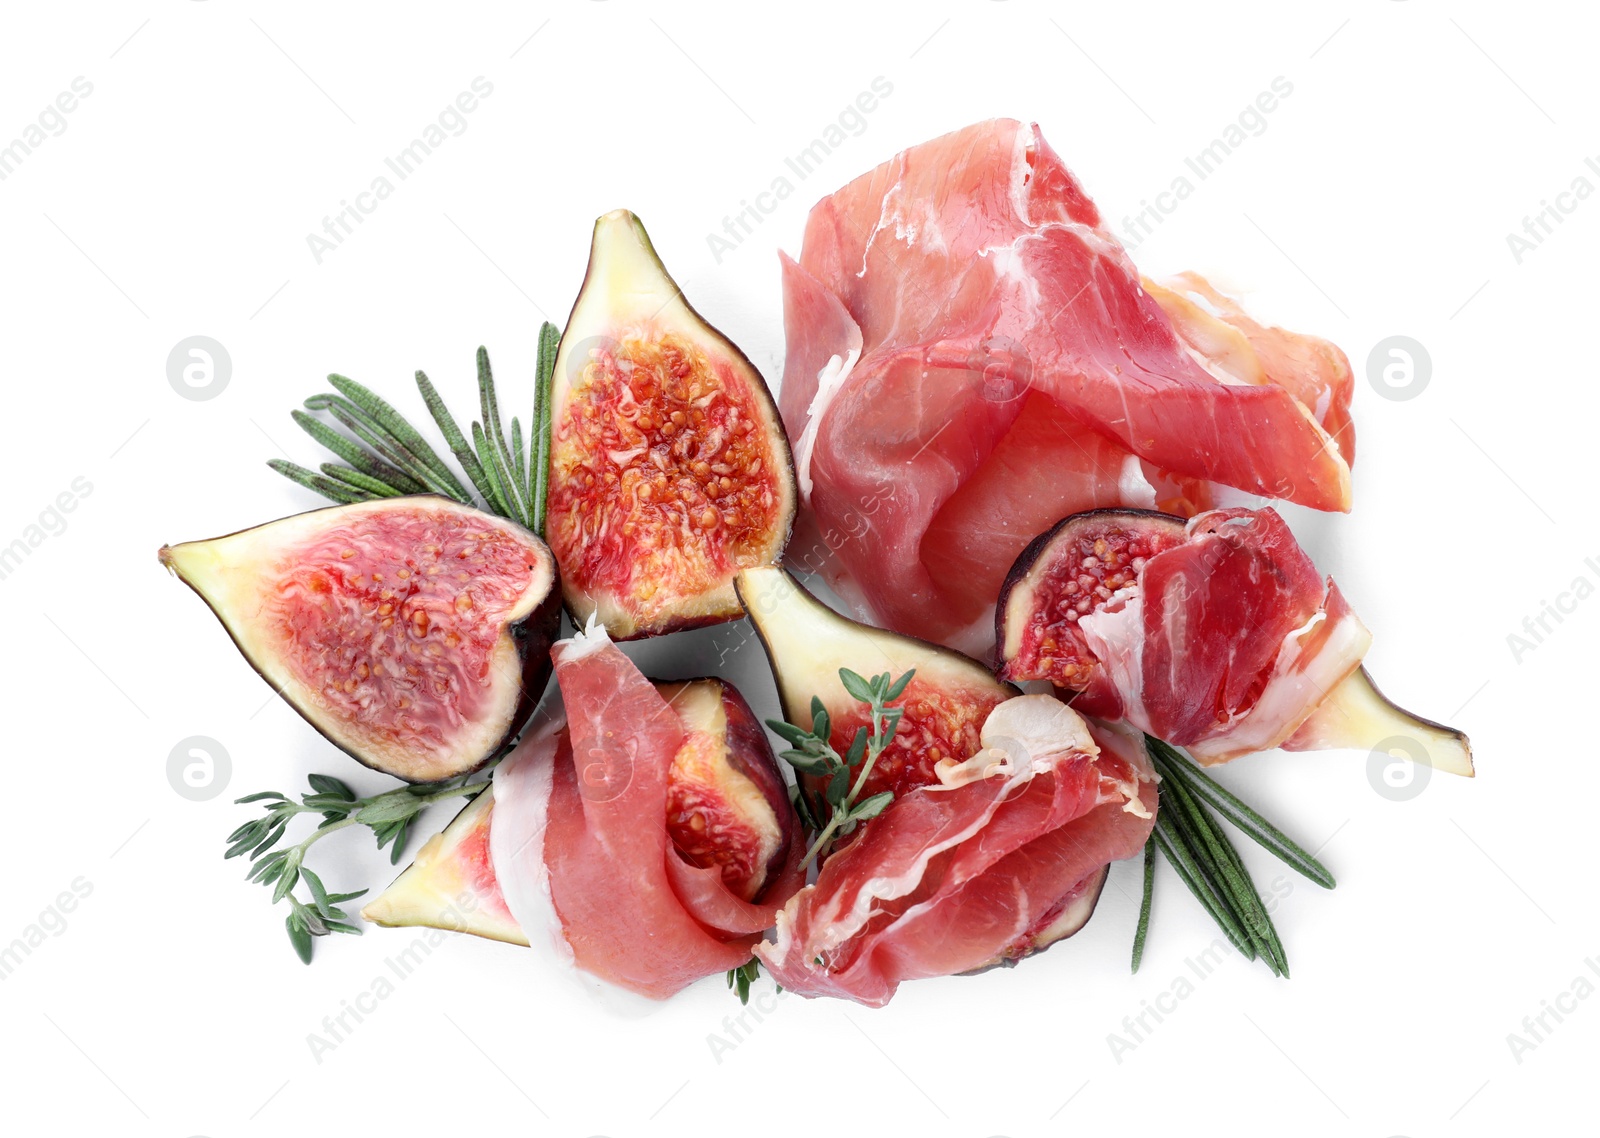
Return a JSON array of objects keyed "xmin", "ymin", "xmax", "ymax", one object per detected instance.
[{"xmin": 1, "ymin": 2, "xmax": 1594, "ymax": 1135}]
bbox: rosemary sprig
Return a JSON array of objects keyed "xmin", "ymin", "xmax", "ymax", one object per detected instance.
[
  {"xmin": 767, "ymin": 668, "xmax": 914, "ymax": 871},
  {"xmin": 225, "ymin": 771, "xmax": 490, "ymax": 964},
  {"xmin": 271, "ymin": 323, "xmax": 563, "ymax": 537},
  {"xmin": 1151, "ymin": 739, "xmax": 1336, "ymax": 889},
  {"xmin": 530, "ymin": 321, "xmax": 559, "ymax": 535},
  {"xmin": 1136, "ymin": 736, "xmax": 1336, "ymax": 976}
]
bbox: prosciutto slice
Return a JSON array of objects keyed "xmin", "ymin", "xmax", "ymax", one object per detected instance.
[
  {"xmin": 490, "ymin": 622, "xmax": 803, "ymax": 998},
  {"xmin": 1071, "ymin": 508, "xmax": 1370, "ymax": 763},
  {"xmin": 781, "ymin": 119, "xmax": 1354, "ymax": 654},
  {"xmin": 756, "ymin": 697, "xmax": 1155, "ymax": 1006}
]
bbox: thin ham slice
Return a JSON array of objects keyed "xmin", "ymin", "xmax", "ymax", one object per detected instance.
[
  {"xmin": 491, "ymin": 623, "xmax": 800, "ymax": 998},
  {"xmin": 756, "ymin": 697, "xmax": 1155, "ymax": 1006},
  {"xmin": 782, "ymin": 118, "xmax": 1353, "ymax": 652},
  {"xmin": 1076, "ymin": 508, "xmax": 1370, "ymax": 763}
]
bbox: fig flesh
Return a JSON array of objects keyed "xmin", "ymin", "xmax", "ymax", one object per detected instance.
[
  {"xmin": 160, "ymin": 496, "xmax": 560, "ymax": 783},
  {"xmin": 1283, "ymin": 665, "xmax": 1474, "ymax": 776},
  {"xmin": 657, "ymin": 678, "xmax": 801, "ymax": 903},
  {"xmin": 359, "ymin": 788, "xmax": 529, "ymax": 945},
  {"xmin": 735, "ymin": 566, "xmax": 1016, "ymax": 802},
  {"xmin": 546, "ymin": 210, "xmax": 797, "ymax": 639},
  {"xmin": 362, "ymin": 677, "xmax": 801, "ymax": 940},
  {"xmin": 996, "ymin": 508, "xmax": 1187, "ymax": 715},
  {"xmin": 996, "ymin": 506, "xmax": 1473, "ymax": 774}
]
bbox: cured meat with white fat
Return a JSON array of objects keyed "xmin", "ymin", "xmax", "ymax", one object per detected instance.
[
  {"xmin": 997, "ymin": 507, "xmax": 1474, "ymax": 774},
  {"xmin": 781, "ymin": 118, "xmax": 1354, "ymax": 654},
  {"xmin": 485, "ymin": 623, "xmax": 805, "ymax": 998},
  {"xmin": 756, "ymin": 697, "xmax": 1156, "ymax": 1006}
]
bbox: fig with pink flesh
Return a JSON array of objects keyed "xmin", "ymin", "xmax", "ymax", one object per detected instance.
[
  {"xmin": 735, "ymin": 565, "xmax": 1017, "ymax": 803},
  {"xmin": 160, "ymin": 496, "xmax": 560, "ymax": 783},
  {"xmin": 997, "ymin": 507, "xmax": 1473, "ymax": 774},
  {"xmin": 545, "ymin": 210, "xmax": 797, "ymax": 639},
  {"xmin": 361, "ymin": 677, "xmax": 801, "ymax": 941}
]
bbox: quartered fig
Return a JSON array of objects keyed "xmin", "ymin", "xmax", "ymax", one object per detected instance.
[
  {"xmin": 160, "ymin": 496, "xmax": 560, "ymax": 783},
  {"xmin": 362, "ymin": 676, "xmax": 801, "ymax": 941},
  {"xmin": 996, "ymin": 506, "xmax": 1473, "ymax": 774},
  {"xmin": 735, "ymin": 565, "xmax": 1016, "ymax": 801},
  {"xmin": 1282, "ymin": 664, "xmax": 1474, "ymax": 775},
  {"xmin": 545, "ymin": 209, "xmax": 797, "ymax": 639}
]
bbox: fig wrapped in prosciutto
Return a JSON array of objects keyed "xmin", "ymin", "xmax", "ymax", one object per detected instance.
[
  {"xmin": 997, "ymin": 507, "xmax": 1473, "ymax": 774},
  {"xmin": 780, "ymin": 118, "xmax": 1355, "ymax": 656},
  {"xmin": 757, "ymin": 697, "xmax": 1156, "ymax": 1006},
  {"xmin": 364, "ymin": 623, "xmax": 805, "ymax": 998}
]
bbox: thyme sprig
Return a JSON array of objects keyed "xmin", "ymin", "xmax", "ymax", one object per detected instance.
[
  {"xmin": 1132, "ymin": 736, "xmax": 1336, "ymax": 977},
  {"xmin": 767, "ymin": 668, "xmax": 914, "ymax": 871},
  {"xmin": 225, "ymin": 772, "xmax": 490, "ymax": 964},
  {"xmin": 727, "ymin": 959, "xmax": 762, "ymax": 1005},
  {"xmin": 270, "ymin": 322, "xmax": 562, "ymax": 536}
]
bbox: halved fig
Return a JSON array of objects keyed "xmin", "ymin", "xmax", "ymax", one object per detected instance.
[
  {"xmin": 362, "ymin": 676, "xmax": 800, "ymax": 941},
  {"xmin": 545, "ymin": 209, "xmax": 797, "ymax": 639},
  {"xmin": 160, "ymin": 496, "xmax": 560, "ymax": 782},
  {"xmin": 996, "ymin": 508, "xmax": 1187, "ymax": 715},
  {"xmin": 735, "ymin": 565, "xmax": 1016, "ymax": 801},
  {"xmin": 997, "ymin": 506, "xmax": 1473, "ymax": 775}
]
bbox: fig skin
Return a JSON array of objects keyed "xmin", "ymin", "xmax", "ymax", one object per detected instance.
[
  {"xmin": 546, "ymin": 209, "xmax": 797, "ymax": 640},
  {"xmin": 995, "ymin": 507, "xmax": 1187, "ymax": 698},
  {"xmin": 364, "ymin": 677, "xmax": 804, "ymax": 940},
  {"xmin": 999, "ymin": 507, "xmax": 1475, "ymax": 775},
  {"xmin": 360, "ymin": 787, "xmax": 528, "ymax": 945},
  {"xmin": 160, "ymin": 495, "xmax": 561, "ymax": 784},
  {"xmin": 657, "ymin": 677, "xmax": 803, "ymax": 904},
  {"xmin": 959, "ymin": 865, "xmax": 1109, "ymax": 975},
  {"xmin": 735, "ymin": 566, "xmax": 1017, "ymax": 806}
]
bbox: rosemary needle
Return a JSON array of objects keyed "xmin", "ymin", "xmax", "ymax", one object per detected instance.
[
  {"xmin": 275, "ymin": 335, "xmax": 565, "ymax": 536},
  {"xmin": 1154, "ymin": 752, "xmax": 1284, "ymax": 975},
  {"xmin": 1158, "ymin": 809, "xmax": 1254, "ymax": 960},
  {"xmin": 1131, "ymin": 835, "xmax": 1155, "ymax": 973},
  {"xmin": 1150, "ymin": 738, "xmax": 1336, "ymax": 889},
  {"xmin": 1136, "ymin": 736, "xmax": 1330, "ymax": 976}
]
